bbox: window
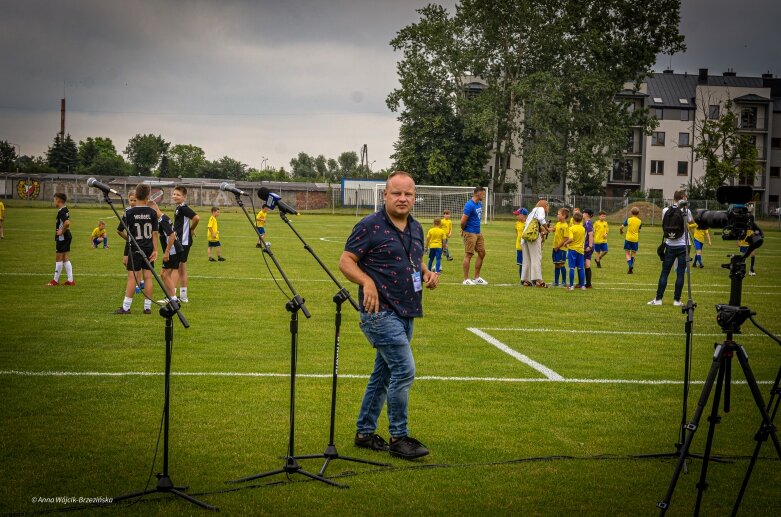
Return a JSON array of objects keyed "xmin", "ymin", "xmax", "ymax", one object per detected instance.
[
  {"xmin": 653, "ymin": 97, "xmax": 663, "ymax": 104},
  {"xmin": 654, "ymin": 108, "xmax": 664, "ymax": 119},
  {"xmin": 679, "ymin": 132, "xmax": 690, "ymax": 147},
  {"xmin": 708, "ymin": 105, "xmax": 720, "ymax": 120},
  {"xmin": 677, "ymin": 161, "xmax": 689, "ymax": 176},
  {"xmin": 740, "ymin": 107, "xmax": 757, "ymax": 129},
  {"xmin": 650, "ymin": 160, "xmax": 664, "ymax": 175},
  {"xmin": 652, "ymin": 132, "xmax": 665, "ymax": 146},
  {"xmin": 679, "ymin": 98, "xmax": 689, "ymax": 104},
  {"xmin": 771, "ymin": 166, "xmax": 780, "ymax": 178},
  {"xmin": 626, "ymin": 132, "xmax": 636, "ymax": 153},
  {"xmin": 771, "ymin": 138, "xmax": 781, "ymax": 149},
  {"xmin": 612, "ymin": 159, "xmax": 633, "ymax": 182},
  {"xmin": 680, "ymin": 110, "xmax": 690, "ymax": 121},
  {"xmin": 770, "ymin": 194, "xmax": 779, "ymax": 203}
]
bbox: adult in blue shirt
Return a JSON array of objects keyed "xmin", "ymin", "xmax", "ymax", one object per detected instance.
[
  {"xmin": 340, "ymin": 170, "xmax": 439, "ymax": 460},
  {"xmin": 460, "ymin": 186, "xmax": 487, "ymax": 285}
]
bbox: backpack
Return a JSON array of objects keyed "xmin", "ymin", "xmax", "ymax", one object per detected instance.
[
  {"xmin": 522, "ymin": 217, "xmax": 540, "ymax": 242},
  {"xmin": 662, "ymin": 206, "xmax": 685, "ymax": 240}
]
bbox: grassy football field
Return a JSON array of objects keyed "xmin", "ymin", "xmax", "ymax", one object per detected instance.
[{"xmin": 0, "ymin": 205, "xmax": 779, "ymax": 516}]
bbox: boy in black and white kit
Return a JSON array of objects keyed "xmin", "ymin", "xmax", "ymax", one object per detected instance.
[
  {"xmin": 47, "ymin": 192, "xmax": 75, "ymax": 286},
  {"xmin": 115, "ymin": 184, "xmax": 158, "ymax": 314},
  {"xmin": 149, "ymin": 200, "xmax": 181, "ymax": 304},
  {"xmin": 172, "ymin": 186, "xmax": 199, "ymax": 303}
]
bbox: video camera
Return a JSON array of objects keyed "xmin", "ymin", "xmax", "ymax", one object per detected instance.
[{"xmin": 693, "ymin": 186, "xmax": 763, "ymax": 248}]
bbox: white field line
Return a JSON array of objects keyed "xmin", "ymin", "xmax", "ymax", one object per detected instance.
[
  {"xmin": 0, "ymin": 271, "xmax": 333, "ymax": 282},
  {"xmin": 0, "ymin": 370, "xmax": 773, "ymax": 385},
  {"xmin": 466, "ymin": 328, "xmax": 564, "ymax": 381},
  {"xmin": 479, "ymin": 327, "xmax": 765, "ymax": 338}
]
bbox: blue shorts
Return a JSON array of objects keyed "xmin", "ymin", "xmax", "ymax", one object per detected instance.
[
  {"xmin": 624, "ymin": 241, "xmax": 639, "ymax": 252},
  {"xmin": 584, "ymin": 247, "xmax": 593, "ymax": 260},
  {"xmin": 739, "ymin": 246, "xmax": 749, "ymax": 254},
  {"xmin": 694, "ymin": 239, "xmax": 704, "ymax": 251},
  {"xmin": 256, "ymin": 227, "xmax": 266, "ymax": 235},
  {"xmin": 208, "ymin": 241, "xmax": 221, "ymax": 247},
  {"xmin": 552, "ymin": 249, "xmax": 566, "ymax": 264},
  {"xmin": 594, "ymin": 243, "xmax": 608, "ymax": 253},
  {"xmin": 516, "ymin": 250, "xmax": 523, "ymax": 265},
  {"xmin": 567, "ymin": 250, "xmax": 585, "ymax": 269}
]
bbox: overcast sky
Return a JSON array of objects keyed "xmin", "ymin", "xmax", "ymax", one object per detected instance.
[{"xmin": 1, "ymin": 0, "xmax": 779, "ymax": 172}]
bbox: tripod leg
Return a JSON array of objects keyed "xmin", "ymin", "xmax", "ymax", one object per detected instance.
[
  {"xmin": 734, "ymin": 347, "xmax": 781, "ymax": 459},
  {"xmin": 294, "ymin": 468, "xmax": 347, "ymax": 488},
  {"xmin": 658, "ymin": 344, "xmax": 725, "ymax": 515},
  {"xmin": 168, "ymin": 488, "xmax": 218, "ymax": 511},
  {"xmin": 226, "ymin": 467, "xmax": 287, "ymax": 484},
  {"xmin": 693, "ymin": 354, "xmax": 728, "ymax": 516}
]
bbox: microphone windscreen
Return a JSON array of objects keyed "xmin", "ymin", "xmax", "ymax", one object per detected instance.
[{"xmin": 257, "ymin": 187, "xmax": 270, "ymax": 199}]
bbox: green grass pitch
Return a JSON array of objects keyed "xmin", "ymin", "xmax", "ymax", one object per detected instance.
[{"xmin": 0, "ymin": 206, "xmax": 779, "ymax": 515}]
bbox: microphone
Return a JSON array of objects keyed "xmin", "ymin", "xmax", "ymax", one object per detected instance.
[
  {"xmin": 219, "ymin": 182, "xmax": 247, "ymax": 196},
  {"xmin": 258, "ymin": 187, "xmax": 298, "ymax": 215},
  {"xmin": 87, "ymin": 177, "xmax": 120, "ymax": 196}
]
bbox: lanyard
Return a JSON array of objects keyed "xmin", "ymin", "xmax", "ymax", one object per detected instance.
[{"xmin": 383, "ymin": 209, "xmax": 417, "ymax": 271}]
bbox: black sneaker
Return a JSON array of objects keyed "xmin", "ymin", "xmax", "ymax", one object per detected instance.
[
  {"xmin": 143, "ymin": 308, "xmax": 152, "ymax": 314},
  {"xmin": 218, "ymin": 257, "xmax": 226, "ymax": 261},
  {"xmin": 114, "ymin": 307, "xmax": 131, "ymax": 314},
  {"xmin": 354, "ymin": 433, "xmax": 389, "ymax": 452},
  {"xmin": 628, "ymin": 267, "xmax": 633, "ymax": 274},
  {"xmin": 595, "ymin": 259, "xmax": 602, "ymax": 268},
  {"xmin": 389, "ymin": 436, "xmax": 429, "ymax": 459},
  {"xmin": 209, "ymin": 257, "xmax": 216, "ymax": 262}
]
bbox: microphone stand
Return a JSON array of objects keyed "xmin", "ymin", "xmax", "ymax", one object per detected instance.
[
  {"xmin": 99, "ymin": 191, "xmax": 216, "ymax": 511},
  {"xmin": 226, "ymin": 194, "xmax": 343, "ymax": 488},
  {"xmin": 276, "ymin": 211, "xmax": 390, "ymax": 478}
]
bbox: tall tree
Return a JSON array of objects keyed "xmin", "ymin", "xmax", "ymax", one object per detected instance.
[
  {"xmin": 46, "ymin": 133, "xmax": 79, "ymax": 173},
  {"xmin": 0, "ymin": 140, "xmax": 18, "ymax": 171},
  {"xmin": 124, "ymin": 134, "xmax": 169, "ymax": 175},
  {"xmin": 78, "ymin": 137, "xmax": 129, "ymax": 176},
  {"xmin": 337, "ymin": 151, "xmax": 360, "ymax": 176},
  {"xmin": 290, "ymin": 152, "xmax": 317, "ymax": 178},
  {"xmin": 168, "ymin": 144, "xmax": 206, "ymax": 178}
]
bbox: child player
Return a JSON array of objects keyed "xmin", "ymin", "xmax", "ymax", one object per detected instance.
[
  {"xmin": 738, "ymin": 228, "xmax": 757, "ymax": 276},
  {"xmin": 582, "ymin": 208, "xmax": 595, "ymax": 288},
  {"xmin": 149, "ymin": 200, "xmax": 181, "ymax": 303},
  {"xmin": 0, "ymin": 198, "xmax": 5, "ymax": 239},
  {"xmin": 550, "ymin": 207, "xmax": 570, "ymax": 288},
  {"xmin": 207, "ymin": 206, "xmax": 225, "ymax": 262},
  {"xmin": 47, "ymin": 192, "xmax": 75, "ymax": 286},
  {"xmin": 115, "ymin": 184, "xmax": 158, "ymax": 314},
  {"xmin": 620, "ymin": 206, "xmax": 642, "ymax": 274},
  {"xmin": 256, "ymin": 205, "xmax": 269, "ymax": 248},
  {"xmin": 689, "ymin": 221, "xmax": 711, "ymax": 268},
  {"xmin": 593, "ymin": 210, "xmax": 609, "ymax": 268},
  {"xmin": 441, "ymin": 209, "xmax": 454, "ymax": 261},
  {"xmin": 426, "ymin": 218, "xmax": 447, "ymax": 273},
  {"xmin": 514, "ymin": 208, "xmax": 528, "ymax": 284},
  {"xmin": 91, "ymin": 220, "xmax": 108, "ymax": 249},
  {"xmin": 173, "ymin": 186, "xmax": 199, "ymax": 303},
  {"xmin": 119, "ymin": 191, "xmax": 138, "ymax": 267},
  {"xmin": 563, "ymin": 211, "xmax": 586, "ymax": 290}
]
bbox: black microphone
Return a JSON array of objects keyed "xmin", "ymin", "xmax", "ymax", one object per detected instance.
[
  {"xmin": 219, "ymin": 182, "xmax": 247, "ymax": 196},
  {"xmin": 258, "ymin": 187, "xmax": 299, "ymax": 215},
  {"xmin": 87, "ymin": 177, "xmax": 120, "ymax": 196}
]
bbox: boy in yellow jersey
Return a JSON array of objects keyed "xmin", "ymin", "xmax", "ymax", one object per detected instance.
[
  {"xmin": 91, "ymin": 220, "xmax": 108, "ymax": 249},
  {"xmin": 738, "ymin": 229, "xmax": 757, "ymax": 275},
  {"xmin": 562, "ymin": 211, "xmax": 586, "ymax": 290},
  {"xmin": 0, "ymin": 199, "xmax": 5, "ymax": 239},
  {"xmin": 550, "ymin": 207, "xmax": 570, "ymax": 287},
  {"xmin": 441, "ymin": 209, "xmax": 454, "ymax": 261},
  {"xmin": 425, "ymin": 218, "xmax": 447, "ymax": 273},
  {"xmin": 593, "ymin": 210, "xmax": 609, "ymax": 267},
  {"xmin": 569, "ymin": 207, "xmax": 580, "ymax": 227},
  {"xmin": 688, "ymin": 222, "xmax": 711, "ymax": 268},
  {"xmin": 255, "ymin": 205, "xmax": 269, "ymax": 248},
  {"xmin": 207, "ymin": 206, "xmax": 225, "ymax": 262},
  {"xmin": 513, "ymin": 208, "xmax": 528, "ymax": 284},
  {"xmin": 620, "ymin": 206, "xmax": 642, "ymax": 274}
]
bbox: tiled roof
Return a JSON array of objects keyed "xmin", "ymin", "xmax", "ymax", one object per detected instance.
[{"xmin": 645, "ymin": 74, "xmax": 699, "ymax": 108}]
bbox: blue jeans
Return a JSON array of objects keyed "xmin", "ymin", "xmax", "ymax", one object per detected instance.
[
  {"xmin": 428, "ymin": 248, "xmax": 443, "ymax": 272},
  {"xmin": 357, "ymin": 311, "xmax": 415, "ymax": 438},
  {"xmin": 655, "ymin": 245, "xmax": 687, "ymax": 301}
]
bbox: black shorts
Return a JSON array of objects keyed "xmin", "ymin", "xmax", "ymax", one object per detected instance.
[
  {"xmin": 55, "ymin": 233, "xmax": 72, "ymax": 253},
  {"xmin": 162, "ymin": 253, "xmax": 180, "ymax": 270},
  {"xmin": 178, "ymin": 244, "xmax": 191, "ymax": 263},
  {"xmin": 123, "ymin": 242, "xmax": 129, "ymax": 257},
  {"xmin": 126, "ymin": 249, "xmax": 154, "ymax": 272}
]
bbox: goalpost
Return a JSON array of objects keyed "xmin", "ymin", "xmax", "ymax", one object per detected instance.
[{"xmin": 373, "ymin": 184, "xmax": 490, "ymax": 223}]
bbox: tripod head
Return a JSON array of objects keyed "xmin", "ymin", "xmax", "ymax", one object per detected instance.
[{"xmin": 717, "ymin": 245, "xmax": 760, "ymax": 336}]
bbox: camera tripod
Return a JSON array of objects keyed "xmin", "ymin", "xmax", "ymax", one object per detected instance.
[{"xmin": 657, "ymin": 250, "xmax": 781, "ymax": 516}]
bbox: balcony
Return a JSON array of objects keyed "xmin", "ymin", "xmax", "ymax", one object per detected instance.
[{"xmin": 736, "ymin": 117, "xmax": 769, "ymax": 131}]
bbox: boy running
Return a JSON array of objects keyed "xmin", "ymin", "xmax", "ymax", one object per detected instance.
[
  {"xmin": 551, "ymin": 208, "xmax": 570, "ymax": 288},
  {"xmin": 425, "ymin": 219, "xmax": 447, "ymax": 273},
  {"xmin": 593, "ymin": 210, "xmax": 609, "ymax": 267},
  {"xmin": 620, "ymin": 206, "xmax": 642, "ymax": 274},
  {"xmin": 256, "ymin": 205, "xmax": 269, "ymax": 247},
  {"xmin": 115, "ymin": 184, "xmax": 158, "ymax": 314},
  {"xmin": 173, "ymin": 186, "xmax": 199, "ymax": 302},
  {"xmin": 207, "ymin": 206, "xmax": 225, "ymax": 261},
  {"xmin": 689, "ymin": 222, "xmax": 711, "ymax": 268},
  {"xmin": 48, "ymin": 193, "xmax": 75, "ymax": 286}
]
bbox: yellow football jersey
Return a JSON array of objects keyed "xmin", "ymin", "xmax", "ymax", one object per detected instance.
[
  {"xmin": 256, "ymin": 210, "xmax": 267, "ymax": 228},
  {"xmin": 594, "ymin": 220, "xmax": 609, "ymax": 244},
  {"xmin": 426, "ymin": 227, "xmax": 446, "ymax": 248},
  {"xmin": 738, "ymin": 229, "xmax": 754, "ymax": 247},
  {"xmin": 440, "ymin": 217, "xmax": 453, "ymax": 237},
  {"xmin": 552, "ymin": 221, "xmax": 570, "ymax": 251},
  {"xmin": 207, "ymin": 215, "xmax": 219, "ymax": 242},
  {"xmin": 623, "ymin": 216, "xmax": 642, "ymax": 243},
  {"xmin": 515, "ymin": 220, "xmax": 524, "ymax": 250},
  {"xmin": 91, "ymin": 226, "xmax": 106, "ymax": 239},
  {"xmin": 568, "ymin": 223, "xmax": 586, "ymax": 254},
  {"xmin": 689, "ymin": 223, "xmax": 709, "ymax": 243}
]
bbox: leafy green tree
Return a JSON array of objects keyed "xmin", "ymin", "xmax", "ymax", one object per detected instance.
[
  {"xmin": 337, "ymin": 151, "xmax": 360, "ymax": 176},
  {"xmin": 78, "ymin": 137, "xmax": 129, "ymax": 176},
  {"xmin": 315, "ymin": 154, "xmax": 328, "ymax": 180},
  {"xmin": 327, "ymin": 158, "xmax": 340, "ymax": 177},
  {"xmin": 219, "ymin": 156, "xmax": 248, "ymax": 181},
  {"xmin": 168, "ymin": 144, "xmax": 206, "ymax": 178},
  {"xmin": 124, "ymin": 134, "xmax": 169, "ymax": 175},
  {"xmin": 290, "ymin": 152, "xmax": 317, "ymax": 178},
  {"xmin": 46, "ymin": 133, "xmax": 79, "ymax": 173},
  {"xmin": 0, "ymin": 140, "xmax": 18, "ymax": 170},
  {"xmin": 17, "ymin": 155, "xmax": 56, "ymax": 173}
]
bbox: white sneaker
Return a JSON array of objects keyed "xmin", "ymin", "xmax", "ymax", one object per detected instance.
[
  {"xmin": 179, "ymin": 298, "xmax": 189, "ymax": 303},
  {"xmin": 156, "ymin": 298, "xmax": 168, "ymax": 304},
  {"xmin": 647, "ymin": 299, "xmax": 662, "ymax": 306},
  {"xmin": 462, "ymin": 279, "xmax": 474, "ymax": 285},
  {"xmin": 673, "ymin": 300, "xmax": 683, "ymax": 307},
  {"xmin": 748, "ymin": 270, "xmax": 756, "ymax": 276},
  {"xmin": 473, "ymin": 277, "xmax": 488, "ymax": 285}
]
